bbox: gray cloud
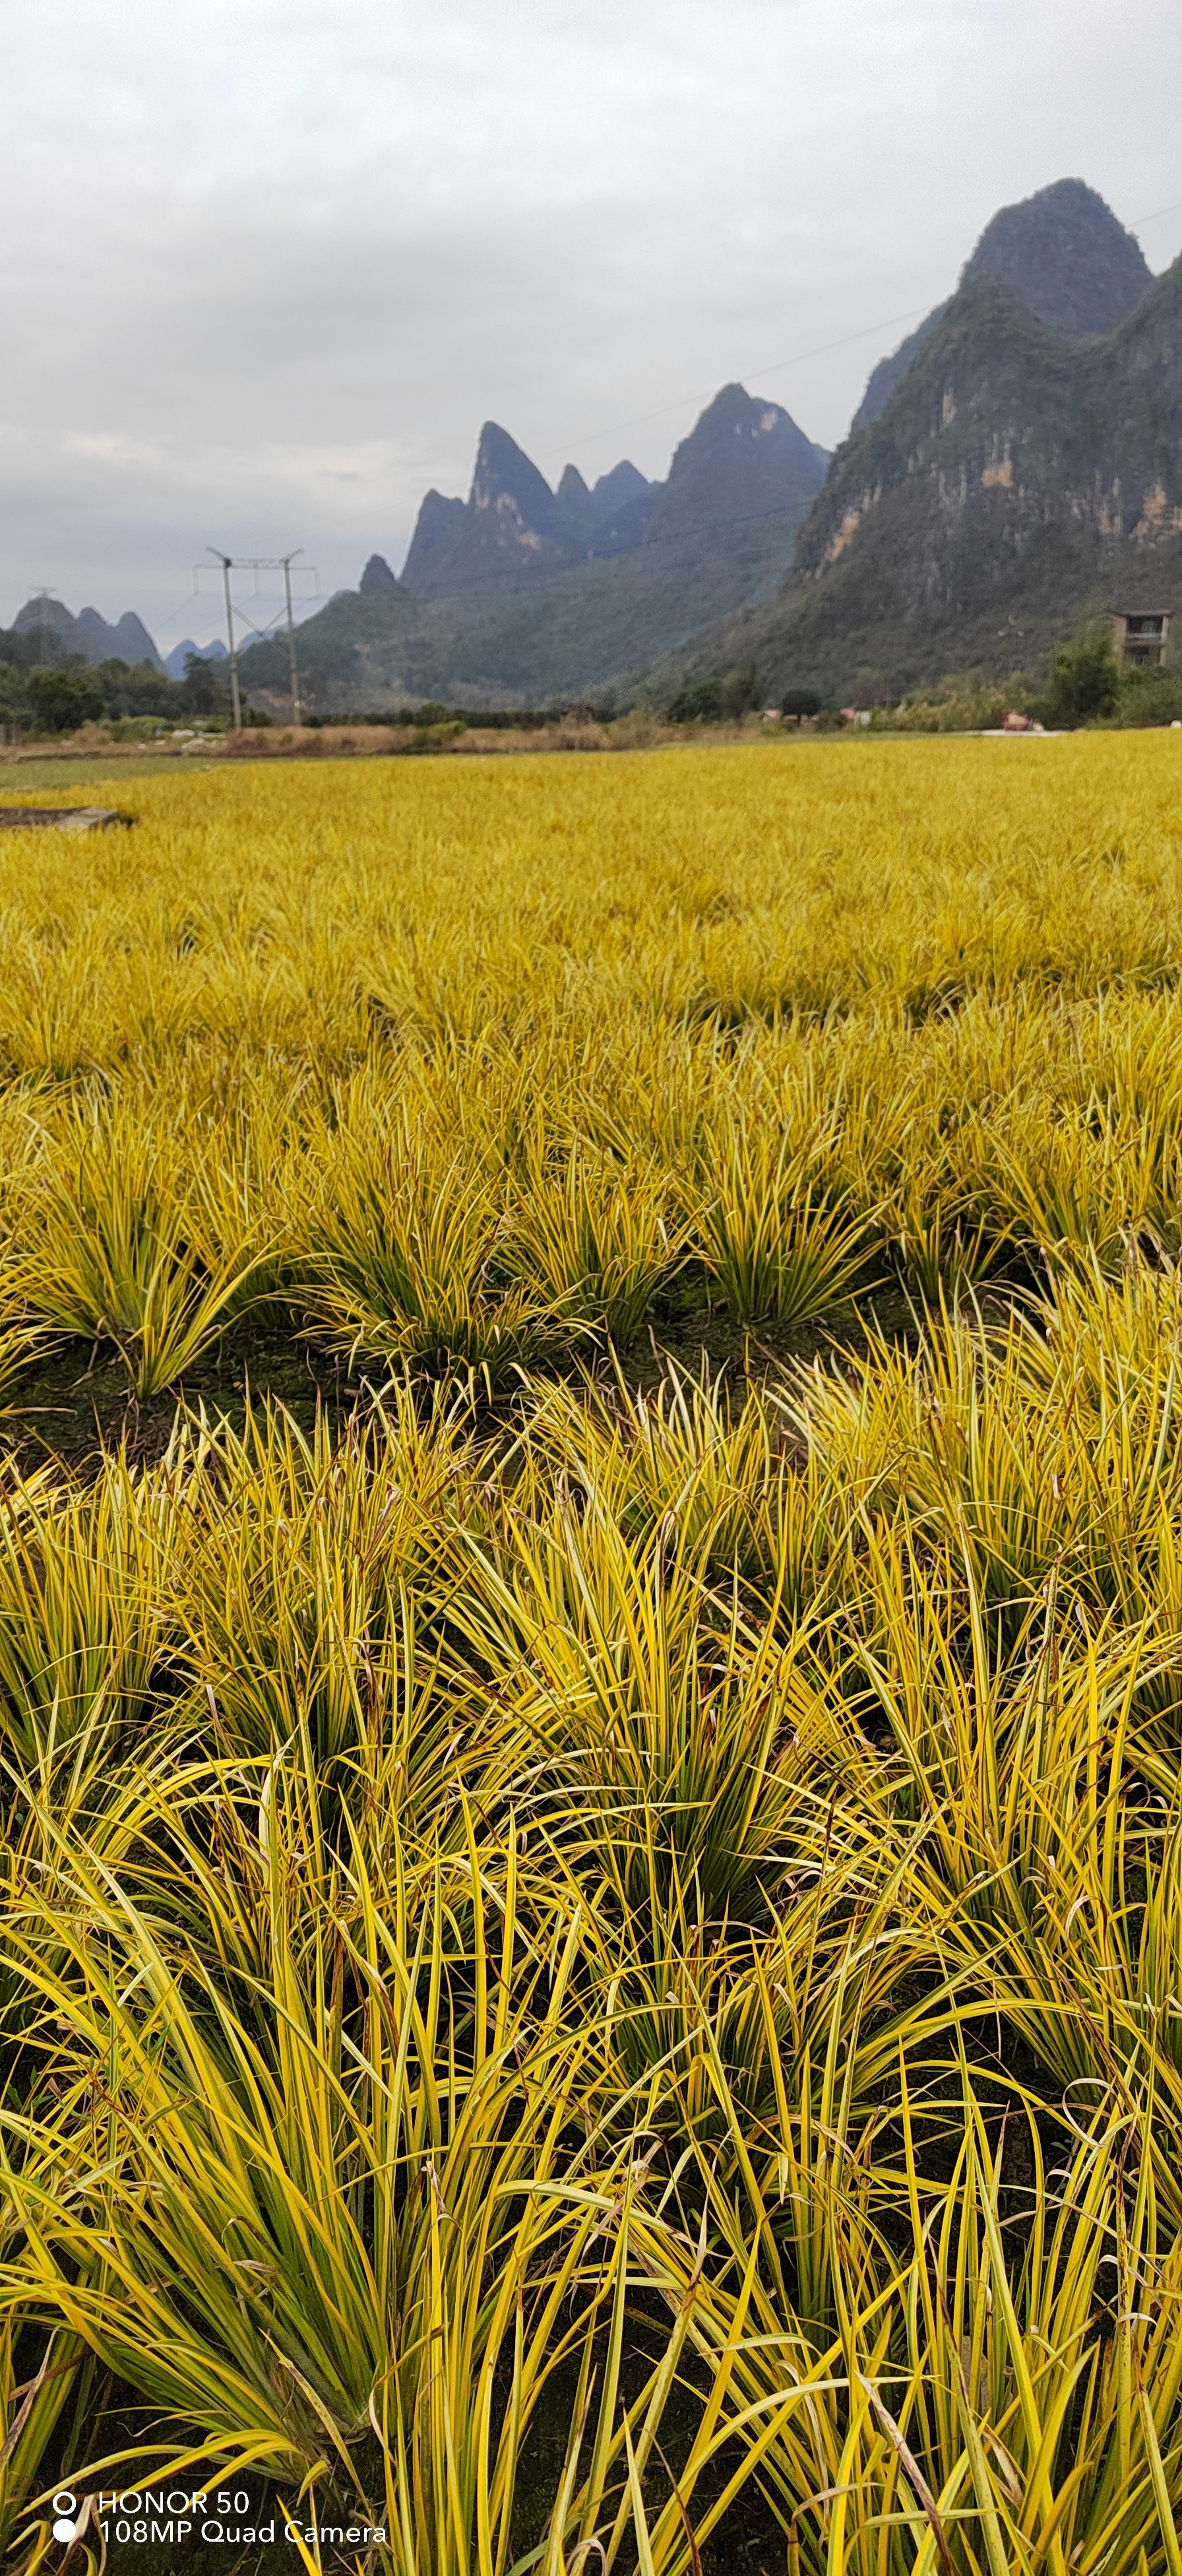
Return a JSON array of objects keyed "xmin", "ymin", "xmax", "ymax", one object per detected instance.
[{"xmin": 5, "ymin": 0, "xmax": 1181, "ymax": 643}]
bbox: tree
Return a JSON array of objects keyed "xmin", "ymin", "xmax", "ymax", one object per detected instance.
[
  {"xmin": 181, "ymin": 655, "xmax": 229, "ymax": 719},
  {"xmin": 1047, "ymin": 633, "xmax": 1119, "ymax": 726},
  {"xmin": 24, "ymin": 665, "xmax": 105, "ymax": 735},
  {"xmin": 719, "ymin": 663, "xmax": 762, "ymax": 719},
  {"xmin": 0, "ymin": 662, "xmax": 29, "ymax": 736},
  {"xmin": 668, "ymin": 676, "xmax": 723, "ymax": 723},
  {"xmin": 781, "ymin": 687, "xmax": 821, "ymax": 720}
]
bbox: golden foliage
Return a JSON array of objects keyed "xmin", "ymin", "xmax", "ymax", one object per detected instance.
[{"xmin": 1, "ymin": 739, "xmax": 1182, "ymax": 2565}]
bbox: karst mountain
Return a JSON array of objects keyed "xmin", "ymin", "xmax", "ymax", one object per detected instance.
[
  {"xmin": 676, "ymin": 179, "xmax": 1177, "ymax": 702},
  {"xmin": 239, "ymin": 385, "xmax": 829, "ymax": 709},
  {"xmin": 233, "ymin": 176, "xmax": 1176, "ymax": 711}
]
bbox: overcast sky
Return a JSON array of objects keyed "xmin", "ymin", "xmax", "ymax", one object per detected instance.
[{"xmin": 5, "ymin": 0, "xmax": 1181, "ymax": 648}]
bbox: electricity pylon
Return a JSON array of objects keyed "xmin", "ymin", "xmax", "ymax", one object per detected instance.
[{"xmin": 204, "ymin": 550, "xmax": 315, "ymax": 726}]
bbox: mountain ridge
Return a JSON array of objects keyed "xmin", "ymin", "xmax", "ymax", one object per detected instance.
[
  {"xmin": 677, "ymin": 236, "xmax": 1182, "ymax": 704},
  {"xmin": 401, "ymin": 422, "xmax": 664, "ymax": 596},
  {"xmin": 239, "ymin": 381, "xmax": 829, "ymax": 707},
  {"xmin": 26, "ymin": 173, "xmax": 1162, "ymax": 719},
  {"xmin": 12, "ymin": 595, "xmax": 164, "ymax": 672},
  {"xmin": 162, "ymin": 636, "xmax": 228, "ymax": 679}
]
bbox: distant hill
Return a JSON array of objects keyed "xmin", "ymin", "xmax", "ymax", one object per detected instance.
[
  {"xmin": 668, "ymin": 182, "xmax": 1175, "ymax": 705},
  {"xmin": 400, "ymin": 435, "xmax": 661, "ymax": 595},
  {"xmin": 162, "ymin": 636, "xmax": 228, "ymax": 680},
  {"xmin": 358, "ymin": 557, "xmax": 401, "ymax": 600},
  {"xmin": 238, "ymin": 383, "xmax": 829, "ymax": 709},
  {"xmin": 12, "ymin": 595, "xmax": 164, "ymax": 672},
  {"xmin": 398, "ymin": 390, "xmax": 824, "ymax": 609}
]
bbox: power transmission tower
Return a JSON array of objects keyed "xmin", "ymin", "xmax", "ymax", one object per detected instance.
[
  {"xmin": 206, "ymin": 552, "xmax": 241, "ymax": 728},
  {"xmin": 203, "ymin": 550, "xmax": 317, "ymax": 726},
  {"xmin": 282, "ymin": 555, "xmax": 302, "ymax": 725}
]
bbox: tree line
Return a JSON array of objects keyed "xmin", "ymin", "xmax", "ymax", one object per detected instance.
[{"xmin": 0, "ymin": 623, "xmax": 233, "ymax": 736}]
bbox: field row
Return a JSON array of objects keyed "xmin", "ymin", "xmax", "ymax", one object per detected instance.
[
  {"xmin": 3, "ymin": 1265, "xmax": 1182, "ymax": 2565},
  {"xmin": 0, "ymin": 740, "xmax": 1180, "ymax": 1078},
  {"xmin": 1, "ymin": 986, "xmax": 1182, "ymax": 1394}
]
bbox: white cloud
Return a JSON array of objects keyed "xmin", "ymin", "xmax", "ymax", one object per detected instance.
[{"xmin": 4, "ymin": 0, "xmax": 1181, "ymax": 635}]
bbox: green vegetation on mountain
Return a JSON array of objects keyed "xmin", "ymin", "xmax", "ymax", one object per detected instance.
[{"xmin": 852, "ymin": 176, "xmax": 1151, "ymax": 432}]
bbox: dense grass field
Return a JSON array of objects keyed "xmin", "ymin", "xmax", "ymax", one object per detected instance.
[{"xmin": 3, "ymin": 736, "xmax": 1182, "ymax": 2574}]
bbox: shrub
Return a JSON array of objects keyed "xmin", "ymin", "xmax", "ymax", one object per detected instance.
[
  {"xmin": 1116, "ymin": 664, "xmax": 1182, "ymax": 728},
  {"xmin": 1044, "ymin": 631, "xmax": 1120, "ymax": 726}
]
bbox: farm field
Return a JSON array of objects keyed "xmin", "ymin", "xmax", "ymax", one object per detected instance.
[{"xmin": 3, "ymin": 736, "xmax": 1182, "ymax": 2572}]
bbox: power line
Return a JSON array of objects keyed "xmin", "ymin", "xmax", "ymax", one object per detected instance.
[
  {"xmin": 573, "ymin": 307, "xmax": 933, "ymax": 452},
  {"xmin": 152, "ymin": 585, "xmax": 203, "ymax": 635},
  {"xmin": 571, "ymin": 192, "xmax": 1182, "ymax": 459},
  {"xmin": 1131, "ymin": 195, "xmax": 1182, "ymax": 228}
]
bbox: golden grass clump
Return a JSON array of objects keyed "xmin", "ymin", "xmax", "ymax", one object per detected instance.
[{"xmin": 3, "ymin": 735, "xmax": 1182, "ymax": 2568}]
